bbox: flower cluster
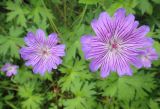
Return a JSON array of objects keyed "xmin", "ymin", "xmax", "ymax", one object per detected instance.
[
  {"xmin": 81, "ymin": 8, "xmax": 158, "ymax": 78},
  {"xmin": 1, "ymin": 8, "xmax": 158, "ymax": 78}
]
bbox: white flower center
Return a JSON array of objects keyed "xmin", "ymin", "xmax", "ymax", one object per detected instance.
[
  {"xmin": 39, "ymin": 46, "xmax": 51, "ymax": 58},
  {"xmin": 7, "ymin": 66, "xmax": 14, "ymax": 72},
  {"xmin": 108, "ymin": 39, "xmax": 121, "ymax": 52},
  {"xmin": 141, "ymin": 55, "xmax": 149, "ymax": 60}
]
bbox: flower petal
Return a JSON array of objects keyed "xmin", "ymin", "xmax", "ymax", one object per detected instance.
[
  {"xmin": 52, "ymin": 44, "xmax": 65, "ymax": 57},
  {"xmin": 24, "ymin": 32, "xmax": 36, "ymax": 47},
  {"xmin": 47, "ymin": 33, "xmax": 59, "ymax": 46},
  {"xmin": 36, "ymin": 29, "xmax": 46, "ymax": 44},
  {"xmin": 91, "ymin": 12, "xmax": 113, "ymax": 40},
  {"xmin": 89, "ymin": 58, "xmax": 102, "ymax": 72},
  {"xmin": 113, "ymin": 8, "xmax": 126, "ymax": 30},
  {"xmin": 100, "ymin": 60, "xmax": 110, "ymax": 78},
  {"xmin": 115, "ymin": 14, "xmax": 135, "ymax": 39},
  {"xmin": 81, "ymin": 35, "xmax": 93, "ymax": 58}
]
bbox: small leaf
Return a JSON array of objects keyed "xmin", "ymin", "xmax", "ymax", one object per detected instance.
[
  {"xmin": 98, "ymin": 72, "xmax": 156, "ymax": 101},
  {"xmin": 79, "ymin": 0, "xmax": 100, "ymax": 5},
  {"xmin": 153, "ymin": 41, "xmax": 160, "ymax": 56},
  {"xmin": 149, "ymin": 99, "xmax": 160, "ymax": 109},
  {"xmin": 63, "ymin": 81, "xmax": 96, "ymax": 109},
  {"xmin": 0, "ymin": 27, "xmax": 24, "ymax": 58},
  {"xmin": 137, "ymin": 0, "xmax": 153, "ymax": 15},
  {"xmin": 6, "ymin": 1, "xmax": 29, "ymax": 27}
]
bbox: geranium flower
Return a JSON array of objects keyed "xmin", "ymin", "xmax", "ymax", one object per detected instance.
[
  {"xmin": 81, "ymin": 8, "xmax": 157, "ymax": 78},
  {"xmin": 140, "ymin": 47, "xmax": 158, "ymax": 68},
  {"xmin": 1, "ymin": 63, "xmax": 18, "ymax": 77},
  {"xmin": 20, "ymin": 29, "xmax": 65, "ymax": 75}
]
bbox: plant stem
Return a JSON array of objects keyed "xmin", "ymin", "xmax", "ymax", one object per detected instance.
[
  {"xmin": 64, "ymin": 0, "xmax": 67, "ymax": 26},
  {"xmin": 41, "ymin": 0, "xmax": 60, "ymax": 34},
  {"xmin": 5, "ymin": 101, "xmax": 17, "ymax": 109},
  {"xmin": 78, "ymin": 5, "xmax": 87, "ymax": 26},
  {"xmin": 0, "ymin": 86, "xmax": 17, "ymax": 91},
  {"xmin": 0, "ymin": 81, "xmax": 18, "ymax": 91},
  {"xmin": 71, "ymin": 5, "xmax": 87, "ymax": 27}
]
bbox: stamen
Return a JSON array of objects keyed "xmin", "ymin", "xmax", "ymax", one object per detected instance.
[
  {"xmin": 111, "ymin": 43, "xmax": 118, "ymax": 49},
  {"xmin": 39, "ymin": 46, "xmax": 51, "ymax": 58}
]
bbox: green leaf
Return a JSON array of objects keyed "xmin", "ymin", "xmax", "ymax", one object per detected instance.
[
  {"xmin": 49, "ymin": 103, "xmax": 58, "ymax": 109},
  {"xmin": 6, "ymin": 1, "xmax": 29, "ymax": 27},
  {"xmin": 149, "ymin": 99, "xmax": 160, "ymax": 109},
  {"xmin": 0, "ymin": 102, "xmax": 3, "ymax": 109},
  {"xmin": 5, "ymin": 101, "xmax": 17, "ymax": 109},
  {"xmin": 64, "ymin": 25, "xmax": 87, "ymax": 62},
  {"xmin": 4, "ymin": 94, "xmax": 14, "ymax": 100},
  {"xmin": 71, "ymin": 81, "xmax": 96, "ymax": 97},
  {"xmin": 0, "ymin": 27, "xmax": 24, "ymax": 58},
  {"xmin": 13, "ymin": 69, "xmax": 35, "ymax": 84},
  {"xmin": 65, "ymin": 40, "xmax": 80, "ymax": 62},
  {"xmin": 37, "ymin": 72, "xmax": 53, "ymax": 81},
  {"xmin": 137, "ymin": 0, "xmax": 153, "ymax": 15},
  {"xmin": 98, "ymin": 72, "xmax": 156, "ymax": 101},
  {"xmin": 21, "ymin": 95, "xmax": 43, "ymax": 109},
  {"xmin": 18, "ymin": 81, "xmax": 43, "ymax": 109},
  {"xmin": 79, "ymin": 0, "xmax": 100, "ymax": 5},
  {"xmin": 58, "ymin": 59, "xmax": 93, "ymax": 92},
  {"xmin": 63, "ymin": 81, "xmax": 96, "ymax": 109},
  {"xmin": 151, "ymin": 0, "xmax": 160, "ymax": 4},
  {"xmin": 153, "ymin": 41, "xmax": 160, "ymax": 56},
  {"xmin": 28, "ymin": 0, "xmax": 55, "ymax": 25},
  {"xmin": 106, "ymin": 2, "xmax": 123, "ymax": 15},
  {"xmin": 51, "ymin": 0, "xmax": 61, "ymax": 4},
  {"xmin": 122, "ymin": 98, "xmax": 150, "ymax": 109},
  {"xmin": 106, "ymin": 0, "xmax": 138, "ymax": 15},
  {"xmin": 18, "ymin": 83, "xmax": 35, "ymax": 98}
]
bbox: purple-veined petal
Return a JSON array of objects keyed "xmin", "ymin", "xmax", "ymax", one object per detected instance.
[
  {"xmin": 47, "ymin": 33, "xmax": 59, "ymax": 47},
  {"xmin": 36, "ymin": 29, "xmax": 46, "ymax": 44}
]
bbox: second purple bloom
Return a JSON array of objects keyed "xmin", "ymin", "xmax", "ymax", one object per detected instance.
[{"xmin": 20, "ymin": 29, "xmax": 65, "ymax": 75}]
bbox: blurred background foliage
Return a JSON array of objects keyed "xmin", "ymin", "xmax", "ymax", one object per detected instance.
[{"xmin": 0, "ymin": 0, "xmax": 160, "ymax": 109}]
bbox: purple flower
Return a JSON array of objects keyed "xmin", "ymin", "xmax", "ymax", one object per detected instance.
[
  {"xmin": 81, "ymin": 8, "xmax": 156, "ymax": 78},
  {"xmin": 140, "ymin": 47, "xmax": 158, "ymax": 68},
  {"xmin": 1, "ymin": 63, "xmax": 18, "ymax": 77},
  {"xmin": 20, "ymin": 29, "xmax": 65, "ymax": 75}
]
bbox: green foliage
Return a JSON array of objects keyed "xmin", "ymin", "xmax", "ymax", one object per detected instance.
[
  {"xmin": 149, "ymin": 99, "xmax": 160, "ymax": 109},
  {"xmin": 0, "ymin": 27, "xmax": 24, "ymax": 58},
  {"xmin": 6, "ymin": 0, "xmax": 54, "ymax": 28},
  {"xmin": 105, "ymin": 0, "xmax": 138, "ymax": 14},
  {"xmin": 154, "ymin": 41, "xmax": 160, "ymax": 56},
  {"xmin": 0, "ymin": 0, "xmax": 160, "ymax": 109},
  {"xmin": 6, "ymin": 1, "xmax": 29, "ymax": 27},
  {"xmin": 62, "ymin": 25, "xmax": 91, "ymax": 62},
  {"xmin": 18, "ymin": 81, "xmax": 44, "ymax": 109},
  {"xmin": 79, "ymin": 0, "xmax": 100, "ymax": 5},
  {"xmin": 152, "ymin": 0, "xmax": 160, "ymax": 4},
  {"xmin": 49, "ymin": 103, "xmax": 58, "ymax": 109},
  {"xmin": 28, "ymin": 0, "xmax": 54, "ymax": 25},
  {"xmin": 137, "ymin": 0, "xmax": 153, "ymax": 15},
  {"xmin": 96, "ymin": 72, "xmax": 158, "ymax": 109},
  {"xmin": 98, "ymin": 72, "xmax": 156, "ymax": 102},
  {"xmin": 58, "ymin": 59, "xmax": 93, "ymax": 92},
  {"xmin": 63, "ymin": 81, "xmax": 96, "ymax": 109}
]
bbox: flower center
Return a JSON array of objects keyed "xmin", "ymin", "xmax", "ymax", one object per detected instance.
[
  {"xmin": 109, "ymin": 39, "xmax": 119, "ymax": 52},
  {"xmin": 42, "ymin": 50, "xmax": 49, "ymax": 55},
  {"xmin": 111, "ymin": 43, "xmax": 118, "ymax": 49},
  {"xmin": 39, "ymin": 46, "xmax": 51, "ymax": 58},
  {"xmin": 7, "ymin": 67, "xmax": 14, "ymax": 72}
]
